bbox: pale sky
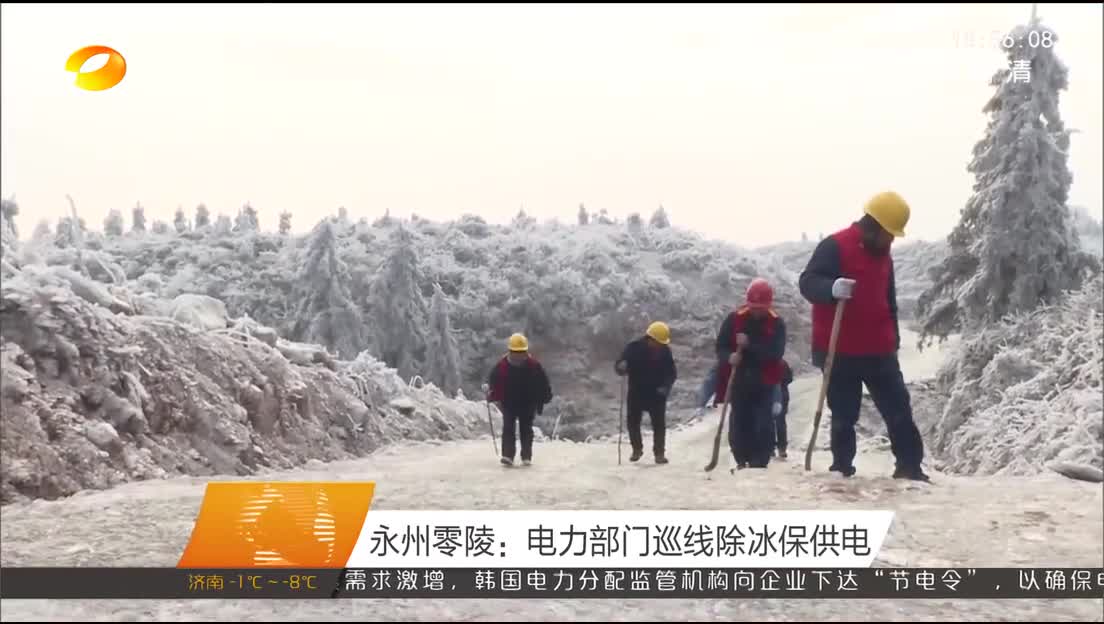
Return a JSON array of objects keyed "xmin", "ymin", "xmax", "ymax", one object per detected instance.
[{"xmin": 2, "ymin": 3, "xmax": 1102, "ymax": 246}]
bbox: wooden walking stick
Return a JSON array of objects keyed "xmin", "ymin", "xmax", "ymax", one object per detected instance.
[
  {"xmin": 704, "ymin": 365, "xmax": 738, "ymax": 472},
  {"xmin": 804, "ymin": 299, "xmax": 847, "ymax": 471},
  {"xmin": 617, "ymin": 376, "xmax": 625, "ymax": 465},
  {"xmin": 481, "ymin": 383, "xmax": 499, "ymax": 457}
]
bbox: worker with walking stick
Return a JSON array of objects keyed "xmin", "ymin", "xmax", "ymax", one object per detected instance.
[
  {"xmin": 798, "ymin": 191, "xmax": 929, "ymax": 482},
  {"xmin": 713, "ymin": 279, "xmax": 787, "ymax": 472},
  {"xmin": 614, "ymin": 321, "xmax": 677, "ymax": 465},
  {"xmin": 484, "ymin": 333, "xmax": 553, "ymax": 467}
]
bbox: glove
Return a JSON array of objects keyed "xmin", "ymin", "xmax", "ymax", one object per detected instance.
[
  {"xmin": 772, "ymin": 402, "xmax": 782, "ymax": 416},
  {"xmin": 614, "ymin": 361, "xmax": 628, "ymax": 376},
  {"xmin": 831, "ymin": 278, "xmax": 856, "ymax": 300},
  {"xmin": 657, "ymin": 386, "xmax": 670, "ymax": 398},
  {"xmin": 734, "ymin": 333, "xmax": 749, "ymax": 348},
  {"xmin": 728, "ymin": 352, "xmax": 741, "ymax": 365}
]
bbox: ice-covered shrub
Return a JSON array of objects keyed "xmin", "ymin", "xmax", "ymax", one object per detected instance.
[{"xmin": 932, "ymin": 279, "xmax": 1103, "ymax": 475}]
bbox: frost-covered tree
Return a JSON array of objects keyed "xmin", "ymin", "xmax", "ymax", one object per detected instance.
[
  {"xmin": 131, "ymin": 203, "xmax": 147, "ymax": 233},
  {"xmin": 801, "ymin": 232, "xmax": 809, "ymax": 243},
  {"xmin": 234, "ymin": 203, "xmax": 259, "ymax": 233},
  {"xmin": 595, "ymin": 208, "xmax": 615, "ymax": 225},
  {"xmin": 424, "ymin": 282, "xmax": 462, "ymax": 394},
  {"xmin": 626, "ymin": 212, "xmax": 643, "ymax": 231},
  {"xmin": 513, "ymin": 208, "xmax": 536, "ymax": 229},
  {"xmin": 0, "ymin": 199, "xmax": 17, "ymax": 258},
  {"xmin": 55, "ymin": 216, "xmax": 81, "ymax": 248},
  {"xmin": 1, "ymin": 198, "xmax": 19, "ymax": 241},
  {"xmin": 578, "ymin": 203, "xmax": 589, "ymax": 226},
  {"xmin": 373, "ymin": 208, "xmax": 394, "ymax": 228},
  {"xmin": 650, "ymin": 204, "xmax": 670, "ymax": 229},
  {"xmin": 917, "ymin": 16, "xmax": 1099, "ymax": 346},
  {"xmin": 103, "ymin": 209, "xmax": 124, "ymax": 237},
  {"xmin": 194, "ymin": 203, "xmax": 211, "ymax": 229},
  {"xmin": 173, "ymin": 206, "xmax": 189, "ymax": 233},
  {"xmin": 213, "ymin": 214, "xmax": 232, "ymax": 236},
  {"xmin": 292, "ymin": 218, "xmax": 366, "ymax": 358},
  {"xmin": 338, "ymin": 206, "xmax": 349, "ymax": 223},
  {"xmin": 32, "ymin": 219, "xmax": 52, "ymax": 241},
  {"xmin": 279, "ymin": 211, "xmax": 292, "ymax": 235},
  {"xmin": 151, "ymin": 220, "xmax": 170, "ymax": 234},
  {"xmin": 1070, "ymin": 205, "xmax": 1103, "ymax": 256},
  {"xmin": 370, "ymin": 225, "xmax": 428, "ymax": 380}
]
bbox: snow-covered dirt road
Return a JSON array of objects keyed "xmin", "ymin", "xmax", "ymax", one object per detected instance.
[{"xmin": 2, "ymin": 331, "xmax": 1102, "ymax": 621}]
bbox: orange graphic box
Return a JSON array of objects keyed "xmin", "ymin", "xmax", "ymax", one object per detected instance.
[{"xmin": 177, "ymin": 481, "xmax": 375, "ymax": 569}]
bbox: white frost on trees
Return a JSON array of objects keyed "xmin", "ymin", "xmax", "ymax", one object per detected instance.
[
  {"xmin": 373, "ymin": 209, "xmax": 394, "ymax": 228},
  {"xmin": 1, "ymin": 199, "xmax": 19, "ymax": 259},
  {"xmin": 370, "ymin": 225, "xmax": 427, "ymax": 381},
  {"xmin": 194, "ymin": 204, "xmax": 211, "ymax": 229},
  {"xmin": 578, "ymin": 203, "xmax": 589, "ymax": 226},
  {"xmin": 1, "ymin": 198, "xmax": 19, "ymax": 241},
  {"xmin": 235, "ymin": 203, "xmax": 259, "ymax": 233},
  {"xmin": 932, "ymin": 278, "xmax": 1102, "ymax": 475},
  {"xmin": 131, "ymin": 203, "xmax": 146, "ymax": 233},
  {"xmin": 104, "ymin": 209, "xmax": 124, "ymax": 237},
  {"xmin": 917, "ymin": 17, "xmax": 1099, "ymax": 346},
  {"xmin": 213, "ymin": 214, "xmax": 232, "ymax": 236},
  {"xmin": 279, "ymin": 211, "xmax": 292, "ymax": 235},
  {"xmin": 174, "ymin": 206, "xmax": 189, "ymax": 233},
  {"xmin": 292, "ymin": 219, "xmax": 366, "ymax": 359},
  {"xmin": 55, "ymin": 217, "xmax": 81, "ymax": 248},
  {"xmin": 626, "ymin": 212, "xmax": 643, "ymax": 232},
  {"xmin": 32, "ymin": 220, "xmax": 52, "ymax": 242},
  {"xmin": 424, "ymin": 282, "xmax": 462, "ymax": 395},
  {"xmin": 513, "ymin": 208, "xmax": 536, "ymax": 230},
  {"xmin": 151, "ymin": 220, "xmax": 170, "ymax": 235},
  {"xmin": 649, "ymin": 204, "xmax": 670, "ymax": 229}
]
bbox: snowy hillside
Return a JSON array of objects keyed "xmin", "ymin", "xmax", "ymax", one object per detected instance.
[
  {"xmin": 0, "ymin": 263, "xmax": 491, "ymax": 504},
  {"xmin": 8, "ymin": 207, "xmax": 814, "ymax": 443}
]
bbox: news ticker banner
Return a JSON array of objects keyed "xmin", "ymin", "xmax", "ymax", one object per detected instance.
[
  {"xmin": 2, "ymin": 567, "xmax": 1102, "ymax": 599},
  {"xmin": 172, "ymin": 481, "xmax": 895, "ymax": 569}
]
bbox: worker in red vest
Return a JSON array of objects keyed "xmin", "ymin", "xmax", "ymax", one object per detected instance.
[
  {"xmin": 798, "ymin": 191, "xmax": 929, "ymax": 482},
  {"xmin": 485, "ymin": 333, "xmax": 553, "ymax": 467},
  {"xmin": 713, "ymin": 278, "xmax": 787, "ymax": 471}
]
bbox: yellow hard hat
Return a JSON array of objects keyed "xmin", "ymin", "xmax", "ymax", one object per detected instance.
[
  {"xmin": 507, "ymin": 333, "xmax": 529, "ymax": 352},
  {"xmin": 645, "ymin": 321, "xmax": 671, "ymax": 345},
  {"xmin": 863, "ymin": 191, "xmax": 910, "ymax": 238}
]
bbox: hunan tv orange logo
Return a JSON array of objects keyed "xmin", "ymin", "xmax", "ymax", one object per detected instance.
[
  {"xmin": 65, "ymin": 45, "xmax": 127, "ymax": 91},
  {"xmin": 177, "ymin": 482, "xmax": 375, "ymax": 569}
]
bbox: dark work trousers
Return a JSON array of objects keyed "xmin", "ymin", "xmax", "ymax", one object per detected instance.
[
  {"xmin": 626, "ymin": 394, "xmax": 667, "ymax": 456},
  {"xmin": 728, "ymin": 386, "xmax": 774, "ymax": 467},
  {"xmin": 770, "ymin": 384, "xmax": 788, "ymax": 452},
  {"xmin": 501, "ymin": 407, "xmax": 536, "ymax": 461},
  {"xmin": 824, "ymin": 354, "xmax": 924, "ymax": 472}
]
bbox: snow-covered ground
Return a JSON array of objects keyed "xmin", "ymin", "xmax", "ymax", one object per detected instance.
[{"xmin": 1, "ymin": 331, "xmax": 1101, "ymax": 621}]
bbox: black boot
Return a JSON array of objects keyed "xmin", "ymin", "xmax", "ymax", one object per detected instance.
[
  {"xmin": 629, "ymin": 448, "xmax": 643, "ymax": 462},
  {"xmin": 655, "ymin": 453, "xmax": 669, "ymax": 465},
  {"xmin": 893, "ymin": 465, "xmax": 931, "ymax": 482},
  {"xmin": 829, "ymin": 463, "xmax": 856, "ymax": 478}
]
